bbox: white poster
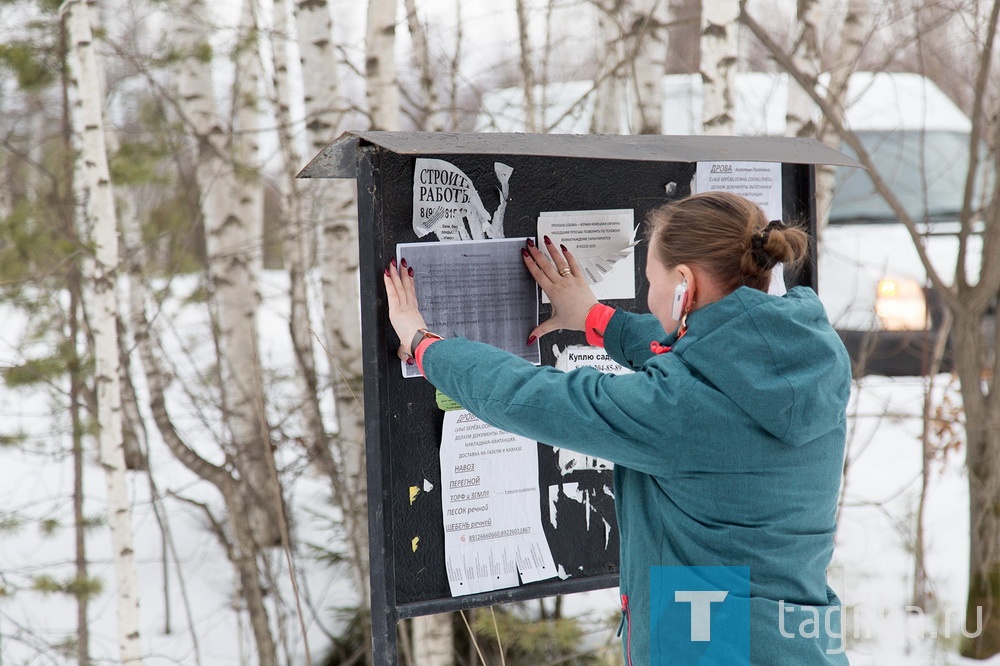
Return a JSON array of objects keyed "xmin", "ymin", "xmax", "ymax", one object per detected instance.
[
  {"xmin": 397, "ymin": 238, "xmax": 540, "ymax": 377},
  {"xmin": 695, "ymin": 161, "xmax": 783, "ymax": 220},
  {"xmin": 554, "ymin": 344, "xmax": 633, "ymax": 376},
  {"xmin": 440, "ymin": 410, "xmax": 557, "ymax": 596},
  {"xmin": 412, "ymin": 158, "xmax": 512, "ymax": 241},
  {"xmin": 536, "ymin": 209, "xmax": 638, "ymax": 302}
]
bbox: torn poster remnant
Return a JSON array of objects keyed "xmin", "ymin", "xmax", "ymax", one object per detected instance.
[{"xmin": 412, "ymin": 158, "xmax": 512, "ymax": 241}]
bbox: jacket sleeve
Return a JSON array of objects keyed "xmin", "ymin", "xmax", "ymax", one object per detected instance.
[
  {"xmin": 601, "ymin": 310, "xmax": 675, "ymax": 369},
  {"xmin": 422, "ymin": 337, "xmax": 694, "ymax": 476}
]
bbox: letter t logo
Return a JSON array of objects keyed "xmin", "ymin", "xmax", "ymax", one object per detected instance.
[{"xmin": 675, "ymin": 590, "xmax": 729, "ymax": 641}]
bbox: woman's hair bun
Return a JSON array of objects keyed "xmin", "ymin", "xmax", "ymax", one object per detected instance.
[
  {"xmin": 739, "ymin": 220, "xmax": 809, "ymax": 280},
  {"xmin": 648, "ymin": 191, "xmax": 810, "ymax": 293}
]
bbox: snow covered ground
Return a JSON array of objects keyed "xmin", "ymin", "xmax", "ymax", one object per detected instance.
[{"xmin": 0, "ymin": 273, "xmax": 997, "ymax": 664}]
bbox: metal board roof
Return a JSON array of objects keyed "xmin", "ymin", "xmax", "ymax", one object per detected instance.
[{"xmin": 297, "ymin": 130, "xmax": 862, "ymax": 179}]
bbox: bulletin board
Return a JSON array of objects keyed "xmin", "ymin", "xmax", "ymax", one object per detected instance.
[{"xmin": 298, "ymin": 131, "xmax": 858, "ymax": 664}]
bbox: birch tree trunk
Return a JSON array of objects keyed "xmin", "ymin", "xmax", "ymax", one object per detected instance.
[
  {"xmin": 65, "ymin": 0, "xmax": 143, "ymax": 662},
  {"xmin": 955, "ymin": 302, "xmax": 1000, "ymax": 657},
  {"xmin": 785, "ymin": 0, "xmax": 821, "ymax": 139},
  {"xmin": 700, "ymin": 0, "xmax": 739, "ymax": 134},
  {"xmin": 59, "ymin": 16, "xmax": 91, "ymax": 663},
  {"xmin": 784, "ymin": 0, "xmax": 831, "ymax": 228},
  {"xmin": 813, "ymin": 0, "xmax": 869, "ymax": 232},
  {"xmin": 412, "ymin": 612, "xmax": 455, "ymax": 666},
  {"xmin": 957, "ymin": 1, "xmax": 1000, "ymax": 655},
  {"xmin": 515, "ymin": 0, "xmax": 537, "ymax": 132},
  {"xmin": 666, "ymin": 0, "xmax": 700, "ymax": 74},
  {"xmin": 591, "ymin": 2, "xmax": 624, "ymax": 135},
  {"xmin": 404, "ymin": 0, "xmax": 446, "ymax": 131},
  {"xmin": 295, "ymin": 0, "xmax": 373, "ymax": 659},
  {"xmin": 272, "ymin": 0, "xmax": 313, "ymax": 436},
  {"xmin": 629, "ymin": 0, "xmax": 670, "ymax": 134},
  {"xmin": 273, "ymin": 0, "xmax": 345, "ymax": 544},
  {"xmin": 171, "ymin": 1, "xmax": 280, "ymax": 661},
  {"xmin": 219, "ymin": 0, "xmax": 277, "ymax": 549},
  {"xmin": 174, "ymin": 0, "xmax": 281, "ymax": 549},
  {"xmin": 366, "ymin": 0, "xmax": 399, "ymax": 131}
]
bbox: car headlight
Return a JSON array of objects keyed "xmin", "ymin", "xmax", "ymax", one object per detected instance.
[{"xmin": 875, "ymin": 278, "xmax": 929, "ymax": 331}]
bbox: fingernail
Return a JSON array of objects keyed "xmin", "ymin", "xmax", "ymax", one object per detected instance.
[
  {"xmin": 391, "ymin": 257, "xmax": 397, "ymax": 267},
  {"xmin": 408, "ymin": 267, "xmax": 414, "ymax": 277},
  {"xmin": 521, "ymin": 248, "xmax": 529, "ymax": 257},
  {"xmin": 526, "ymin": 334, "xmax": 537, "ymax": 345},
  {"xmin": 406, "ymin": 357, "xmax": 415, "ymax": 365},
  {"xmin": 401, "ymin": 258, "xmax": 408, "ymax": 268},
  {"xmin": 560, "ymin": 244, "xmax": 569, "ymax": 253},
  {"xmin": 543, "ymin": 235, "xmax": 553, "ymax": 245},
  {"xmin": 384, "ymin": 267, "xmax": 390, "ymax": 276},
  {"xmin": 526, "ymin": 238, "xmax": 535, "ymax": 248}
]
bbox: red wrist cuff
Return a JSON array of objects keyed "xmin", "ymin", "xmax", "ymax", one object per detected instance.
[
  {"xmin": 584, "ymin": 304, "xmax": 615, "ymax": 347},
  {"xmin": 414, "ymin": 337, "xmax": 439, "ymax": 375}
]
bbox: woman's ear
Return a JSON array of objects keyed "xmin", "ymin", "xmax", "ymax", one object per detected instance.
[{"xmin": 676, "ymin": 264, "xmax": 696, "ymax": 304}]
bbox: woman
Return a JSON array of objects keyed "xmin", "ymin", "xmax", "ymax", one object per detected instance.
[{"xmin": 386, "ymin": 191, "xmax": 850, "ymax": 664}]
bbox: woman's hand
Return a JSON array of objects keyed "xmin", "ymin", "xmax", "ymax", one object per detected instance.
[
  {"xmin": 522, "ymin": 237, "xmax": 599, "ymax": 344},
  {"xmin": 384, "ymin": 258, "xmax": 427, "ymax": 362}
]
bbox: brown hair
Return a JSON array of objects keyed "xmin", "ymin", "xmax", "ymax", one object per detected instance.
[{"xmin": 647, "ymin": 191, "xmax": 809, "ymax": 293}]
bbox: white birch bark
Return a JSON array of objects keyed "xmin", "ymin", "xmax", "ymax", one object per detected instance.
[
  {"xmin": 413, "ymin": 612, "xmax": 455, "ymax": 666},
  {"xmin": 700, "ymin": 0, "xmax": 739, "ymax": 134},
  {"xmin": 785, "ymin": 0, "xmax": 822, "ymax": 139},
  {"xmin": 591, "ymin": 2, "xmax": 624, "ymax": 134},
  {"xmin": 295, "ymin": 0, "xmax": 342, "ymax": 155},
  {"xmin": 366, "ymin": 0, "xmax": 399, "ymax": 130},
  {"xmin": 404, "ymin": 0, "xmax": 446, "ymax": 131},
  {"xmin": 449, "ymin": 0, "xmax": 463, "ymax": 130},
  {"xmin": 515, "ymin": 0, "xmax": 537, "ymax": 132},
  {"xmin": 630, "ymin": 0, "xmax": 670, "ymax": 134},
  {"xmin": 813, "ymin": 0, "xmax": 869, "ymax": 233},
  {"xmin": 64, "ymin": 1, "xmax": 143, "ymax": 662},
  {"xmin": 294, "ymin": 0, "xmax": 373, "ymax": 654},
  {"xmin": 234, "ymin": 0, "xmax": 265, "ymax": 258},
  {"xmin": 273, "ymin": 0, "xmax": 345, "ymax": 517},
  {"xmin": 174, "ymin": 0, "xmax": 280, "ymax": 547}
]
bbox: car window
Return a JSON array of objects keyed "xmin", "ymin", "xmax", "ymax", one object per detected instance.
[{"xmin": 829, "ymin": 131, "xmax": 982, "ymax": 223}]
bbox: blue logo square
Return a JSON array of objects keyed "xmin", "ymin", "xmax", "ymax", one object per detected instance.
[{"xmin": 650, "ymin": 566, "xmax": 750, "ymax": 665}]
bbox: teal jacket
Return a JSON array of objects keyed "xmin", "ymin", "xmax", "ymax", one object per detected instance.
[{"xmin": 421, "ymin": 286, "xmax": 851, "ymax": 664}]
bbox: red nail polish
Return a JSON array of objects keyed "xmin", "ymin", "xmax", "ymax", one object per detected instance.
[
  {"xmin": 526, "ymin": 238, "xmax": 535, "ymax": 248},
  {"xmin": 543, "ymin": 235, "xmax": 553, "ymax": 245},
  {"xmin": 408, "ymin": 267, "xmax": 414, "ymax": 277},
  {"xmin": 521, "ymin": 248, "xmax": 529, "ymax": 257},
  {"xmin": 401, "ymin": 258, "xmax": 408, "ymax": 268},
  {"xmin": 560, "ymin": 244, "xmax": 569, "ymax": 253},
  {"xmin": 391, "ymin": 257, "xmax": 397, "ymax": 267},
  {"xmin": 406, "ymin": 357, "xmax": 415, "ymax": 365},
  {"xmin": 384, "ymin": 267, "xmax": 390, "ymax": 276},
  {"xmin": 526, "ymin": 334, "xmax": 537, "ymax": 345}
]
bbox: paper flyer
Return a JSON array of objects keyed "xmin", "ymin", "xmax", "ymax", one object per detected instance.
[
  {"xmin": 397, "ymin": 238, "xmax": 540, "ymax": 377},
  {"xmin": 440, "ymin": 410, "xmax": 557, "ymax": 596},
  {"xmin": 536, "ymin": 209, "xmax": 638, "ymax": 302},
  {"xmin": 694, "ymin": 161, "xmax": 783, "ymax": 220}
]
